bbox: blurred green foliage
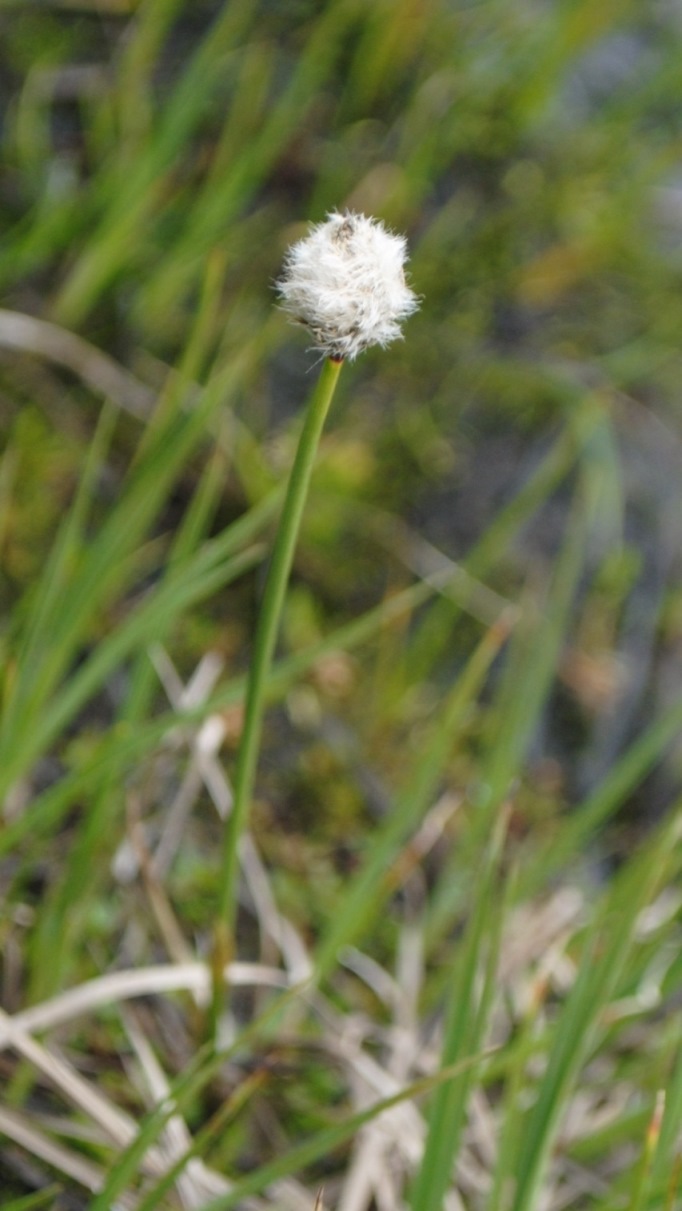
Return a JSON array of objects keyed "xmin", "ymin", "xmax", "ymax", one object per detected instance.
[{"xmin": 2, "ymin": 2, "xmax": 682, "ymax": 1206}]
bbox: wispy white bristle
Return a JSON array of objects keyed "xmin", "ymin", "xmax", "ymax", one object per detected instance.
[{"xmin": 276, "ymin": 210, "xmax": 419, "ymax": 361}]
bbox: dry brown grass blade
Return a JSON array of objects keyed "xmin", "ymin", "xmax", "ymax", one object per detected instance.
[
  {"xmin": 0, "ymin": 1104, "xmax": 130, "ymax": 1204},
  {"xmin": 0, "ymin": 962, "xmax": 291, "ymax": 1041},
  {"xmin": 0, "ymin": 308, "xmax": 154, "ymax": 418},
  {"xmin": 149, "ymin": 645, "xmax": 313, "ymax": 981},
  {"xmin": 122, "ymin": 1008, "xmax": 230, "ymax": 1208}
]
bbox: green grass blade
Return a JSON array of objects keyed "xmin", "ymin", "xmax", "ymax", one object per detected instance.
[
  {"xmin": 509, "ymin": 812, "xmax": 682, "ymax": 1211},
  {"xmin": 0, "ymin": 402, "xmax": 118, "ymax": 748},
  {"xmin": 0, "ymin": 382, "xmax": 224, "ymax": 799},
  {"xmin": 0, "ymin": 1188, "xmax": 62, "ymax": 1211},
  {"xmin": 87, "ymin": 1043, "xmax": 224, "ymax": 1211},
  {"xmin": 0, "ymin": 573, "xmax": 446, "ymax": 863},
  {"xmin": 196, "ymin": 1052, "xmax": 497, "ymax": 1211},
  {"xmin": 313, "ymin": 614, "xmax": 511, "ymax": 982},
  {"xmin": 410, "ymin": 816, "xmax": 508, "ymax": 1211},
  {"xmin": 478, "ymin": 484, "xmax": 589, "ymax": 816},
  {"xmin": 52, "ymin": 0, "xmax": 258, "ymax": 326},
  {"xmin": 522, "ymin": 704, "xmax": 682, "ymax": 894},
  {"xmin": 648, "ymin": 1040, "xmax": 682, "ymax": 1202}
]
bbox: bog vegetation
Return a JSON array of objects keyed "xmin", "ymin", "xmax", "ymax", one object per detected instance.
[{"xmin": 1, "ymin": 2, "xmax": 682, "ymax": 1209}]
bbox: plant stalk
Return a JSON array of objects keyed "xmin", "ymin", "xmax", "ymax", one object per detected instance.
[{"xmin": 215, "ymin": 356, "xmax": 343, "ymax": 959}]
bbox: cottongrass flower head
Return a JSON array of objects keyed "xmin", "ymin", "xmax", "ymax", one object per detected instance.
[{"xmin": 277, "ymin": 210, "xmax": 419, "ymax": 361}]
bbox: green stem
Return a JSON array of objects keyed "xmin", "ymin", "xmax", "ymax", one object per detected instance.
[{"xmin": 217, "ymin": 356, "xmax": 343, "ymax": 937}]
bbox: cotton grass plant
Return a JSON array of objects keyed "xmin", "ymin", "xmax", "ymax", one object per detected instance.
[{"xmin": 217, "ymin": 211, "xmax": 419, "ymax": 978}]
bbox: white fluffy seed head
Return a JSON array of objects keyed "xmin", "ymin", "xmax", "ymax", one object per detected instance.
[{"xmin": 276, "ymin": 210, "xmax": 420, "ymax": 361}]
